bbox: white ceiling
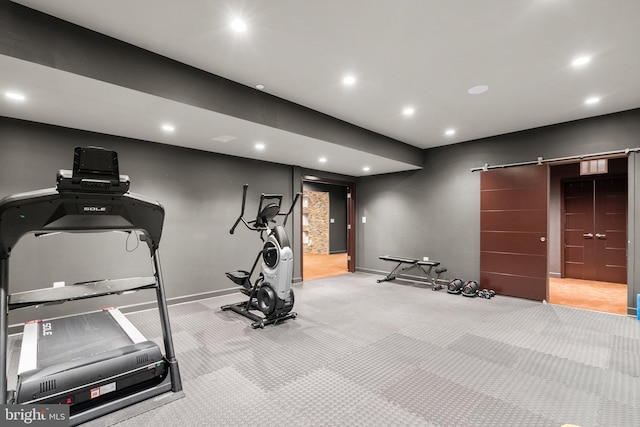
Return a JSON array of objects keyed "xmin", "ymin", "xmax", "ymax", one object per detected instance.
[{"xmin": 3, "ymin": 0, "xmax": 640, "ymax": 176}]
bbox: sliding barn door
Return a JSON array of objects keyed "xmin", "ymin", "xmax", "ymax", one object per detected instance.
[{"xmin": 480, "ymin": 165, "xmax": 548, "ymax": 301}]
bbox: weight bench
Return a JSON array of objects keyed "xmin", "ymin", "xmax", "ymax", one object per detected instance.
[{"xmin": 377, "ymin": 255, "xmax": 447, "ymax": 290}]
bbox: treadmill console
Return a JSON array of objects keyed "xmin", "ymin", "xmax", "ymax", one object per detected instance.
[{"xmin": 56, "ymin": 146, "xmax": 130, "ymax": 194}]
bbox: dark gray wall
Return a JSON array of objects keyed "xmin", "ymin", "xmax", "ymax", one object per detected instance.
[
  {"xmin": 0, "ymin": 117, "xmax": 299, "ymax": 326},
  {"xmin": 356, "ymin": 109, "xmax": 640, "ymax": 314},
  {"xmin": 303, "ymin": 182, "xmax": 348, "ymax": 253}
]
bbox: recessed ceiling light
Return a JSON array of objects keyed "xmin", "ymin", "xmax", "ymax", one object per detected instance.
[
  {"xmin": 255, "ymin": 84, "xmax": 265, "ymax": 90},
  {"xmin": 255, "ymin": 142, "xmax": 265, "ymax": 150},
  {"xmin": 318, "ymin": 157, "xmax": 327, "ymax": 163},
  {"xmin": 572, "ymin": 56, "xmax": 591, "ymax": 67},
  {"xmin": 212, "ymin": 135, "xmax": 237, "ymax": 143},
  {"xmin": 161, "ymin": 124, "xmax": 175, "ymax": 132},
  {"xmin": 4, "ymin": 91, "xmax": 26, "ymax": 101},
  {"xmin": 362, "ymin": 166, "xmax": 370, "ymax": 172},
  {"xmin": 230, "ymin": 18, "xmax": 247, "ymax": 32},
  {"xmin": 585, "ymin": 96, "xmax": 600, "ymax": 105},
  {"xmin": 445, "ymin": 129, "xmax": 456, "ymax": 136},
  {"xmin": 402, "ymin": 107, "xmax": 415, "ymax": 116},
  {"xmin": 468, "ymin": 85, "xmax": 489, "ymax": 95},
  {"xmin": 343, "ymin": 75, "xmax": 356, "ymax": 86}
]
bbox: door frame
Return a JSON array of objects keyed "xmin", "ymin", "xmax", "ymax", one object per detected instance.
[{"xmin": 301, "ymin": 177, "xmax": 356, "ymax": 276}]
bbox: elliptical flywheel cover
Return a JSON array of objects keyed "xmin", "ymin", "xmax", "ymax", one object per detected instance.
[
  {"xmin": 257, "ymin": 284, "xmax": 276, "ymax": 315},
  {"xmin": 447, "ymin": 278, "xmax": 464, "ymax": 294}
]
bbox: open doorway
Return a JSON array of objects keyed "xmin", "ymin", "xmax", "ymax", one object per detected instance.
[
  {"xmin": 548, "ymin": 158, "xmax": 628, "ymax": 315},
  {"xmin": 301, "ymin": 179, "xmax": 355, "ymax": 281}
]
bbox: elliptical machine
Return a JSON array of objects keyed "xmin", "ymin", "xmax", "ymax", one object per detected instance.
[{"xmin": 221, "ymin": 184, "xmax": 301, "ymax": 328}]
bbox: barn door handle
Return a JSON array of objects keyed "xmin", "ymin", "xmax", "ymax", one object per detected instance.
[
  {"xmin": 582, "ymin": 233, "xmax": 593, "ymax": 239},
  {"xmin": 596, "ymin": 233, "xmax": 607, "ymax": 239}
]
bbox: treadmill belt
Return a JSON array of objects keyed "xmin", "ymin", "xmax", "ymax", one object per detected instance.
[
  {"xmin": 16, "ymin": 308, "xmax": 166, "ymax": 413},
  {"xmin": 37, "ymin": 310, "xmax": 132, "ymax": 368}
]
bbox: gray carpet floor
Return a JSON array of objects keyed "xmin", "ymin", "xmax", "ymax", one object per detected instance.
[{"xmin": 9, "ymin": 273, "xmax": 640, "ymax": 426}]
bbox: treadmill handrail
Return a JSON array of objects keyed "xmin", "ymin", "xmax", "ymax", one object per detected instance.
[
  {"xmin": 0, "ymin": 187, "xmax": 165, "ymax": 259},
  {"xmin": 8, "ymin": 277, "xmax": 158, "ymax": 311}
]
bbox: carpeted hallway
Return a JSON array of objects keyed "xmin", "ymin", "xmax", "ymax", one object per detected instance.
[{"xmin": 7, "ymin": 273, "xmax": 640, "ymax": 426}]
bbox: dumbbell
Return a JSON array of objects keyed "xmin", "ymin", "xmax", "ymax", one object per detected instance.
[{"xmin": 478, "ymin": 289, "xmax": 496, "ymax": 299}]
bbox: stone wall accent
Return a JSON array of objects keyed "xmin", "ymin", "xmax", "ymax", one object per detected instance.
[{"xmin": 303, "ymin": 190, "xmax": 329, "ymax": 254}]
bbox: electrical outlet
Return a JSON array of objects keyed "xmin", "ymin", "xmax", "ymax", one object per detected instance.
[{"xmin": 423, "ymin": 256, "xmax": 429, "ymax": 261}]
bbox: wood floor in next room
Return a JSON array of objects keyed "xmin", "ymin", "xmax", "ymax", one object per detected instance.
[
  {"xmin": 548, "ymin": 277, "xmax": 627, "ymax": 315},
  {"xmin": 303, "ymin": 252, "xmax": 348, "ymax": 281}
]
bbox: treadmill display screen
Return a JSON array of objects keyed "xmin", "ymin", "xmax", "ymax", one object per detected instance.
[{"xmin": 73, "ymin": 146, "xmax": 119, "ymax": 180}]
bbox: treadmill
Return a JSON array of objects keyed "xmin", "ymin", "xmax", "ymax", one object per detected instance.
[
  {"xmin": 0, "ymin": 146, "xmax": 182, "ymax": 425},
  {"xmin": 16, "ymin": 308, "xmax": 165, "ymax": 412}
]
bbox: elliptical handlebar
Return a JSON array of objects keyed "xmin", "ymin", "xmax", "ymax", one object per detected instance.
[
  {"xmin": 229, "ymin": 185, "xmax": 301, "ymax": 234},
  {"xmin": 229, "ymin": 184, "xmax": 249, "ymax": 235},
  {"xmin": 282, "ymin": 192, "xmax": 301, "ymax": 227}
]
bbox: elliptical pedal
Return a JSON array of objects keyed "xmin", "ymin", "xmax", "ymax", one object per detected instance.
[{"xmin": 225, "ymin": 270, "xmax": 251, "ymax": 288}]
